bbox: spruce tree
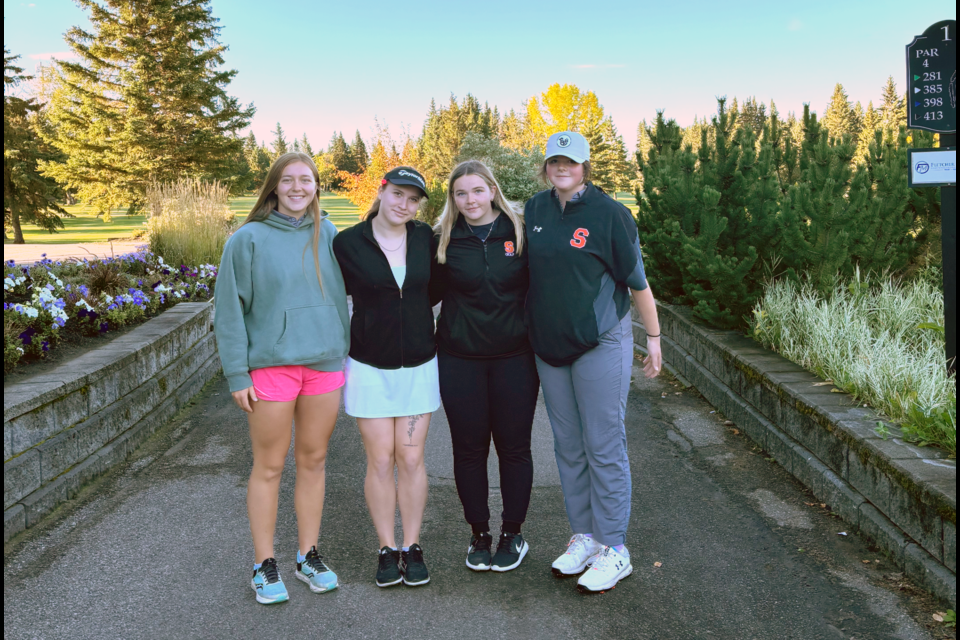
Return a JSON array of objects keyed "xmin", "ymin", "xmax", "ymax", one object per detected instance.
[
  {"xmin": 4, "ymin": 48, "xmax": 69, "ymax": 243},
  {"xmin": 418, "ymin": 93, "xmax": 496, "ymax": 180},
  {"xmin": 822, "ymin": 83, "xmax": 858, "ymax": 140},
  {"xmin": 328, "ymin": 132, "xmax": 355, "ymax": 182},
  {"xmin": 582, "ymin": 117, "xmax": 614, "ymax": 192},
  {"xmin": 298, "ymin": 134, "xmax": 314, "ymax": 158},
  {"xmin": 270, "ymin": 123, "xmax": 289, "ymax": 160},
  {"xmin": 879, "ymin": 76, "xmax": 906, "ymax": 138},
  {"xmin": 351, "ymin": 131, "xmax": 369, "ymax": 172},
  {"xmin": 854, "ymin": 101, "xmax": 880, "ymax": 164},
  {"xmin": 40, "ymin": 0, "xmax": 253, "ymax": 212}
]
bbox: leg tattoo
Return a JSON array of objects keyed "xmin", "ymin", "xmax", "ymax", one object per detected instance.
[{"xmin": 404, "ymin": 414, "xmax": 423, "ymax": 447}]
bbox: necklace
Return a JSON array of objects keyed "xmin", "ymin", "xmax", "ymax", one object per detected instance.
[
  {"xmin": 374, "ymin": 230, "xmax": 406, "ymax": 252},
  {"xmin": 466, "ymin": 214, "xmax": 498, "ymax": 244}
]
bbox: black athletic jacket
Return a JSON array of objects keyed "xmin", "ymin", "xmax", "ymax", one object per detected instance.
[
  {"xmin": 332, "ymin": 213, "xmax": 439, "ymax": 369},
  {"xmin": 525, "ymin": 183, "xmax": 647, "ymax": 367},
  {"xmin": 434, "ymin": 213, "xmax": 531, "ymax": 359}
]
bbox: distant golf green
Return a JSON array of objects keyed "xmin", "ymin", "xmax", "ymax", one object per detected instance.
[
  {"xmin": 11, "ymin": 193, "xmax": 365, "ymax": 244},
  {"xmin": 10, "ymin": 190, "xmax": 637, "ymax": 244}
]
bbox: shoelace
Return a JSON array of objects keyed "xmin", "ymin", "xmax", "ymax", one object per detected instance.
[
  {"xmin": 259, "ymin": 558, "xmax": 281, "ymax": 584},
  {"xmin": 303, "ymin": 548, "xmax": 329, "ymax": 573},
  {"xmin": 497, "ymin": 532, "xmax": 517, "ymax": 554},
  {"xmin": 472, "ymin": 533, "xmax": 493, "ymax": 553},
  {"xmin": 379, "ymin": 548, "xmax": 399, "ymax": 570},
  {"xmin": 590, "ymin": 547, "xmax": 614, "ymax": 571},
  {"xmin": 566, "ymin": 533, "xmax": 590, "ymax": 555},
  {"xmin": 405, "ymin": 546, "xmax": 425, "ymax": 565}
]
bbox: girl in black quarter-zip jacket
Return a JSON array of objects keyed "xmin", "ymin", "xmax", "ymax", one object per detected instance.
[
  {"xmin": 331, "ymin": 166, "xmax": 440, "ymax": 588},
  {"xmin": 433, "ymin": 160, "xmax": 538, "ymax": 573}
]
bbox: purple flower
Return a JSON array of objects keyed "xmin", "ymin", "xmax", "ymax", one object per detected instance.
[
  {"xmin": 18, "ymin": 327, "xmax": 36, "ymax": 345},
  {"xmin": 41, "ymin": 341, "xmax": 50, "ymax": 352},
  {"xmin": 99, "ymin": 322, "xmax": 109, "ymax": 333}
]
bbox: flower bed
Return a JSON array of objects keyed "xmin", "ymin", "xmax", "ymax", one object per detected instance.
[
  {"xmin": 751, "ymin": 269, "xmax": 956, "ymax": 455},
  {"xmin": 4, "ymin": 250, "xmax": 217, "ymax": 371}
]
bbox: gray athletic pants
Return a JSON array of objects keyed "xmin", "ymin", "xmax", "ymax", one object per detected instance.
[{"xmin": 535, "ymin": 313, "xmax": 633, "ymax": 547}]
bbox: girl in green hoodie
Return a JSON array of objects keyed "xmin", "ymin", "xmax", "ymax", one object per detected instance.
[{"xmin": 214, "ymin": 152, "xmax": 350, "ymax": 604}]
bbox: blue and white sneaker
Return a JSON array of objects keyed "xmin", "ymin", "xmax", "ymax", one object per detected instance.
[
  {"xmin": 296, "ymin": 546, "xmax": 338, "ymax": 593},
  {"xmin": 251, "ymin": 558, "xmax": 289, "ymax": 604}
]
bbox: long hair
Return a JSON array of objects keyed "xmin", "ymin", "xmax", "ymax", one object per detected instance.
[
  {"xmin": 242, "ymin": 152, "xmax": 326, "ymax": 294},
  {"xmin": 362, "ymin": 165, "xmax": 425, "ymax": 221},
  {"xmin": 434, "ymin": 160, "xmax": 524, "ymax": 264}
]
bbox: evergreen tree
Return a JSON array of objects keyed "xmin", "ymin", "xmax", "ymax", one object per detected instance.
[
  {"xmin": 4, "ymin": 48, "xmax": 69, "ymax": 243},
  {"xmin": 779, "ymin": 106, "xmax": 866, "ymax": 292},
  {"xmin": 879, "ymin": 76, "xmax": 906, "ymax": 138},
  {"xmin": 298, "ymin": 133, "xmax": 314, "ymax": 158},
  {"xmin": 270, "ymin": 122, "xmax": 289, "ymax": 159},
  {"xmin": 738, "ymin": 97, "xmax": 768, "ymax": 135},
  {"xmin": 457, "ymin": 132, "xmax": 544, "ymax": 203},
  {"xmin": 603, "ymin": 119, "xmax": 632, "ymax": 194},
  {"xmin": 636, "ymin": 100, "xmax": 781, "ymax": 328},
  {"xmin": 328, "ymin": 132, "xmax": 355, "ymax": 185},
  {"xmin": 40, "ymin": 0, "xmax": 253, "ymax": 212},
  {"xmin": 582, "ymin": 117, "xmax": 614, "ymax": 192},
  {"xmin": 418, "ymin": 93, "xmax": 497, "ymax": 180},
  {"xmin": 854, "ymin": 101, "xmax": 880, "ymax": 163},
  {"xmin": 351, "ymin": 130, "xmax": 369, "ymax": 172},
  {"xmin": 822, "ymin": 83, "xmax": 858, "ymax": 140}
]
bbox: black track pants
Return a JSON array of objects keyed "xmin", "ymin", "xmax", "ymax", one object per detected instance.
[{"xmin": 438, "ymin": 349, "xmax": 539, "ymax": 530}]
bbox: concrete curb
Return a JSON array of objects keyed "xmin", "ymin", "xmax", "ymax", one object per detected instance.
[
  {"xmin": 3, "ymin": 303, "xmax": 220, "ymax": 542},
  {"xmin": 633, "ymin": 303, "xmax": 956, "ymax": 607}
]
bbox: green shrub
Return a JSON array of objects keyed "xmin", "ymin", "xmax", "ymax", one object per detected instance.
[
  {"xmin": 751, "ymin": 270, "xmax": 955, "ymax": 454},
  {"xmin": 456, "ymin": 132, "xmax": 544, "ymax": 204},
  {"xmin": 146, "ymin": 179, "xmax": 235, "ymax": 267}
]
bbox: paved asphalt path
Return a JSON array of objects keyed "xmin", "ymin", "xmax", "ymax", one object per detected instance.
[
  {"xmin": 4, "ymin": 364, "xmax": 951, "ymax": 640},
  {"xmin": 4, "ymin": 241, "xmax": 145, "ymax": 265}
]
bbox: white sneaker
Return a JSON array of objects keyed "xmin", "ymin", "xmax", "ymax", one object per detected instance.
[
  {"xmin": 576, "ymin": 546, "xmax": 633, "ymax": 592},
  {"xmin": 551, "ymin": 534, "xmax": 602, "ymax": 577}
]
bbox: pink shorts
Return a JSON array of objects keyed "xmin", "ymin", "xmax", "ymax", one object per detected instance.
[{"xmin": 249, "ymin": 365, "xmax": 345, "ymax": 402}]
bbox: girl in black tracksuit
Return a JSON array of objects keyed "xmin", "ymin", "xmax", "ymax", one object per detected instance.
[{"xmin": 433, "ymin": 160, "xmax": 539, "ymax": 573}]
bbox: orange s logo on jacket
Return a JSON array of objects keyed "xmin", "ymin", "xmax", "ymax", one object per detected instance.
[
  {"xmin": 504, "ymin": 241, "xmax": 515, "ymax": 256},
  {"xmin": 570, "ymin": 228, "xmax": 589, "ymax": 249}
]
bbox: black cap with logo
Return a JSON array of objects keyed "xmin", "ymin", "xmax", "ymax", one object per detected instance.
[{"xmin": 382, "ymin": 166, "xmax": 428, "ymax": 198}]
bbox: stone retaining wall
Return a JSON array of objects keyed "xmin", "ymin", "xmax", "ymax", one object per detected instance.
[
  {"xmin": 4, "ymin": 303, "xmax": 220, "ymax": 542},
  {"xmin": 633, "ymin": 303, "xmax": 956, "ymax": 607}
]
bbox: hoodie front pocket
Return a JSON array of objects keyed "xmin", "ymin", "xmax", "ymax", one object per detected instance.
[{"xmin": 274, "ymin": 305, "xmax": 346, "ymax": 363}]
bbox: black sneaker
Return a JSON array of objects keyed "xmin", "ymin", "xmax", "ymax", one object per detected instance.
[
  {"xmin": 376, "ymin": 547, "xmax": 402, "ymax": 588},
  {"xmin": 466, "ymin": 531, "xmax": 494, "ymax": 571},
  {"xmin": 491, "ymin": 532, "xmax": 529, "ymax": 572},
  {"xmin": 401, "ymin": 544, "xmax": 430, "ymax": 586}
]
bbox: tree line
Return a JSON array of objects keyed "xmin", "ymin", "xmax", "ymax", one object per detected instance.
[{"xmin": 2, "ymin": 0, "xmax": 920, "ymax": 250}]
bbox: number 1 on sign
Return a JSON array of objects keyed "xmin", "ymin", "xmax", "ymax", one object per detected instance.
[{"xmin": 944, "ymin": 25, "xmax": 951, "ymax": 40}]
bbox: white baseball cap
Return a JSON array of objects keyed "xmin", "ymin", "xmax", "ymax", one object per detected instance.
[{"xmin": 546, "ymin": 131, "xmax": 590, "ymax": 163}]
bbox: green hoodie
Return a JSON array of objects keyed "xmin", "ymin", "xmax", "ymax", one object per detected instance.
[{"xmin": 214, "ymin": 212, "xmax": 350, "ymax": 392}]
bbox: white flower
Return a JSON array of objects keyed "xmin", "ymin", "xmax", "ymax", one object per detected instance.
[
  {"xmin": 103, "ymin": 294, "xmax": 114, "ymax": 304},
  {"xmin": 25, "ymin": 307, "xmax": 39, "ymax": 318},
  {"xmin": 76, "ymin": 299, "xmax": 94, "ymax": 311}
]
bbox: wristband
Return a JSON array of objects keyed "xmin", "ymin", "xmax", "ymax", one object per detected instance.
[{"xmin": 646, "ymin": 333, "xmax": 661, "ymax": 338}]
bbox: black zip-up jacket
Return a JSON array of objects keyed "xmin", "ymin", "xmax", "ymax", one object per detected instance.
[
  {"xmin": 525, "ymin": 183, "xmax": 647, "ymax": 367},
  {"xmin": 435, "ymin": 213, "xmax": 531, "ymax": 359},
  {"xmin": 332, "ymin": 213, "xmax": 439, "ymax": 369}
]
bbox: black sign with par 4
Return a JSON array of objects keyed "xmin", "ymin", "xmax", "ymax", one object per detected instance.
[{"xmin": 906, "ymin": 20, "xmax": 956, "ymax": 133}]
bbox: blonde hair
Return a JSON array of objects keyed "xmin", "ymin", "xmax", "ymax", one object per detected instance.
[
  {"xmin": 434, "ymin": 160, "xmax": 524, "ymax": 264},
  {"xmin": 242, "ymin": 152, "xmax": 326, "ymax": 294},
  {"xmin": 362, "ymin": 165, "xmax": 426, "ymax": 221}
]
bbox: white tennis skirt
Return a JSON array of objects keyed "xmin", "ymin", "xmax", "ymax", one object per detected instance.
[{"xmin": 343, "ymin": 355, "xmax": 441, "ymax": 419}]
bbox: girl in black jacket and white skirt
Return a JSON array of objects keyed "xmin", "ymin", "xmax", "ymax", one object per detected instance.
[{"xmin": 332, "ymin": 166, "xmax": 440, "ymax": 588}]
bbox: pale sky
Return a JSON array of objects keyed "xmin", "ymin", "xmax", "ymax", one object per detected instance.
[{"xmin": 3, "ymin": 0, "xmax": 956, "ymax": 154}]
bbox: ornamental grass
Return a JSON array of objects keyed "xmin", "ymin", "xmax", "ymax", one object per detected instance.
[
  {"xmin": 145, "ymin": 179, "xmax": 236, "ymax": 268},
  {"xmin": 751, "ymin": 268, "xmax": 955, "ymax": 455}
]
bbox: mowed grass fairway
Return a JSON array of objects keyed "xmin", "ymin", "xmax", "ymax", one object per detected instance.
[
  {"xmin": 10, "ymin": 191, "xmax": 637, "ymax": 244},
  {"xmin": 11, "ymin": 193, "xmax": 365, "ymax": 244}
]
